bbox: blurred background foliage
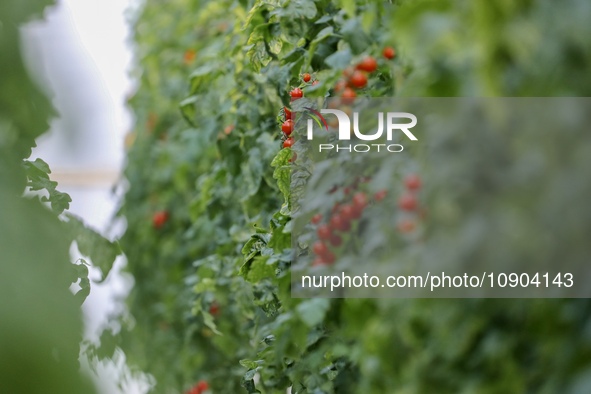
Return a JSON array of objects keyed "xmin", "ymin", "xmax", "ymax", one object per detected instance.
[
  {"xmin": 92, "ymin": 0, "xmax": 591, "ymax": 393},
  {"xmin": 0, "ymin": 1, "xmax": 96, "ymax": 393},
  {"xmin": 1, "ymin": 1, "xmax": 122, "ymax": 392}
]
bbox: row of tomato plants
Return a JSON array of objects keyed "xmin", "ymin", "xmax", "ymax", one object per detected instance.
[
  {"xmin": 104, "ymin": 1, "xmax": 591, "ymax": 393},
  {"xmin": 110, "ymin": 1, "xmax": 407, "ymax": 392}
]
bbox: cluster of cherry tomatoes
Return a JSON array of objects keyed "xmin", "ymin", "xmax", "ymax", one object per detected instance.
[
  {"xmin": 397, "ymin": 174, "xmax": 422, "ymax": 233},
  {"xmin": 309, "ymin": 176, "xmax": 390, "ymax": 266},
  {"xmin": 309, "ymin": 172, "xmax": 421, "ymax": 266},
  {"xmin": 332, "ymin": 46, "xmax": 396, "ymax": 105},
  {"xmin": 281, "ymin": 105, "xmax": 295, "ymax": 152},
  {"xmin": 278, "ymin": 46, "xmax": 396, "ymax": 158},
  {"xmin": 278, "ymin": 73, "xmax": 321, "ymax": 161}
]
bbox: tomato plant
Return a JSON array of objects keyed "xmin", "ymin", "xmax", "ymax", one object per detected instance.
[{"xmin": 100, "ymin": 0, "xmax": 591, "ymax": 393}]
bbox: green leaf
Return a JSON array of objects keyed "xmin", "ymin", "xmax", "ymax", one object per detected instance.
[
  {"xmin": 24, "ymin": 158, "xmax": 72, "ymax": 215},
  {"xmin": 72, "ymin": 259, "xmax": 91, "ymax": 305},
  {"xmin": 241, "ymin": 147, "xmax": 264, "ymax": 199},
  {"xmin": 242, "ymin": 0, "xmax": 279, "ymax": 30},
  {"xmin": 242, "ymin": 233, "xmax": 271, "ymax": 256},
  {"xmin": 246, "ymin": 256, "xmax": 276, "ymax": 283},
  {"xmin": 286, "ymin": 0, "xmax": 317, "ymax": 19},
  {"xmin": 268, "ymin": 211, "xmax": 291, "ymax": 252},
  {"xmin": 315, "ymin": 15, "xmax": 333, "ymax": 24},
  {"xmin": 26, "ymin": 157, "xmax": 51, "ymax": 174},
  {"xmin": 189, "ymin": 63, "xmax": 222, "ymax": 93},
  {"xmin": 179, "ymin": 95, "xmax": 199, "ymax": 126},
  {"xmin": 239, "ymin": 359, "xmax": 264, "ymax": 369},
  {"xmin": 271, "ymin": 148, "xmax": 292, "ymax": 206},
  {"xmin": 341, "ymin": 19, "xmax": 372, "ymax": 55},
  {"xmin": 268, "ymin": 23, "xmax": 283, "ymax": 55},
  {"xmin": 324, "ymin": 48, "xmax": 353, "ymax": 69},
  {"xmin": 243, "ymin": 369, "xmax": 258, "ymax": 380},
  {"xmin": 43, "ymin": 191, "xmax": 72, "ymax": 215},
  {"xmin": 241, "ymin": 374, "xmax": 261, "ymax": 394},
  {"xmin": 74, "ymin": 285, "xmax": 90, "ymax": 306},
  {"xmin": 247, "ymin": 24, "xmax": 273, "ymax": 72},
  {"xmin": 296, "ymin": 298, "xmax": 330, "ymax": 327},
  {"xmin": 307, "ymin": 26, "xmax": 335, "ymax": 68},
  {"xmin": 203, "ymin": 311, "xmax": 222, "ymax": 335},
  {"xmin": 66, "ymin": 214, "xmax": 122, "ymax": 282},
  {"xmin": 341, "ymin": 0, "xmax": 356, "ymax": 18},
  {"xmin": 311, "ymin": 26, "xmax": 334, "ymax": 44},
  {"xmin": 361, "ymin": 3, "xmax": 377, "ymax": 33},
  {"xmin": 271, "ymin": 146, "xmax": 291, "ymax": 168}
]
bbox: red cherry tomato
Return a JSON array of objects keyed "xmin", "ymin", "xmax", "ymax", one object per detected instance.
[
  {"xmin": 322, "ymin": 251, "xmax": 336, "ymax": 264},
  {"xmin": 349, "ymin": 70, "xmax": 367, "ymax": 88},
  {"xmin": 339, "ymin": 204, "xmax": 356, "ymax": 221},
  {"xmin": 397, "ymin": 219, "xmax": 416, "ymax": 233},
  {"xmin": 209, "ymin": 302, "xmax": 220, "ymax": 316},
  {"xmin": 152, "ymin": 210, "xmax": 169, "ymax": 229},
  {"xmin": 283, "ymin": 137, "xmax": 295, "ymax": 148},
  {"xmin": 356, "ymin": 56, "xmax": 378, "ymax": 73},
  {"xmin": 330, "ymin": 214, "xmax": 351, "ymax": 232},
  {"xmin": 341, "ymin": 87, "xmax": 356, "ymax": 104},
  {"xmin": 353, "ymin": 192, "xmax": 368, "ymax": 210},
  {"xmin": 311, "ymin": 213, "xmax": 323, "ymax": 224},
  {"xmin": 374, "ymin": 189, "xmax": 387, "ymax": 201},
  {"xmin": 284, "ymin": 106, "xmax": 293, "ymax": 120},
  {"xmin": 404, "ymin": 174, "xmax": 421, "ymax": 191},
  {"xmin": 196, "ymin": 380, "xmax": 209, "ymax": 393},
  {"xmin": 398, "ymin": 193, "xmax": 418, "ymax": 211},
  {"xmin": 334, "ymin": 80, "xmax": 347, "ymax": 93},
  {"xmin": 313, "ymin": 241, "xmax": 329, "ymax": 256},
  {"xmin": 290, "ymin": 87, "xmax": 304, "ymax": 100},
  {"xmin": 329, "ymin": 234, "xmax": 343, "ymax": 247},
  {"xmin": 282, "ymin": 119, "xmax": 294, "ymax": 136},
  {"xmin": 317, "ymin": 224, "xmax": 331, "ymax": 240},
  {"xmin": 383, "ymin": 46, "xmax": 396, "ymax": 60}
]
